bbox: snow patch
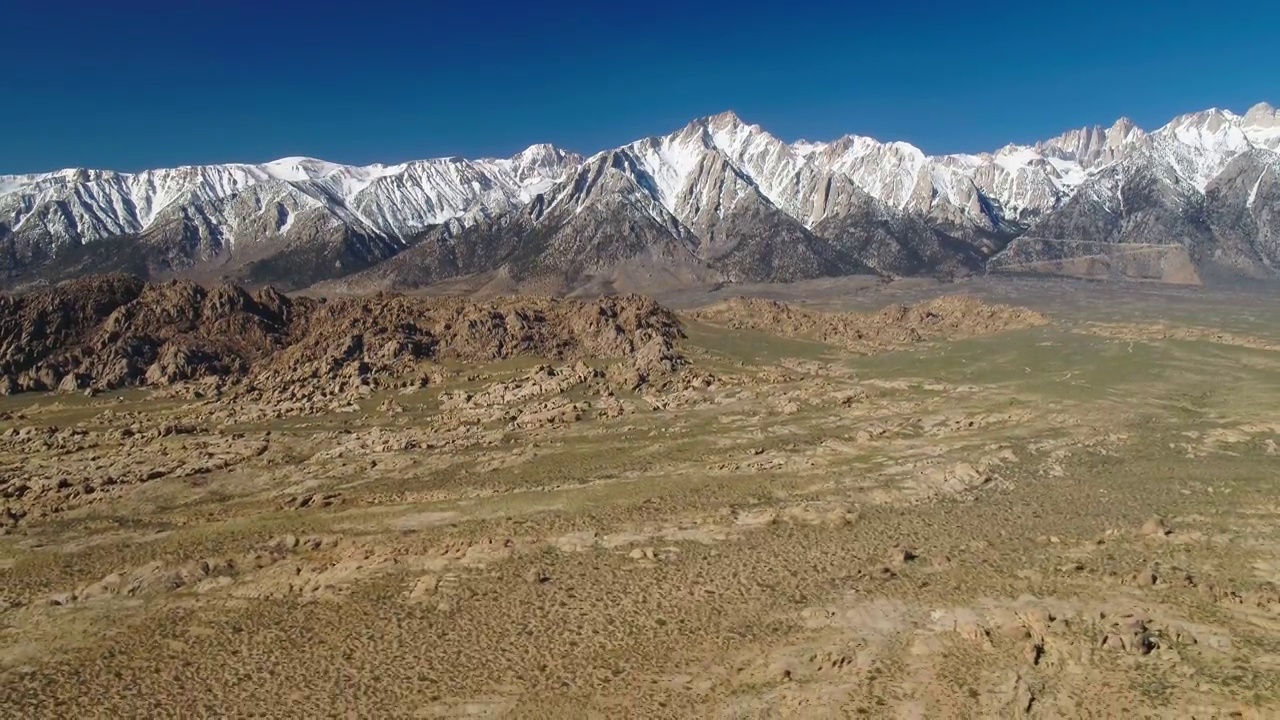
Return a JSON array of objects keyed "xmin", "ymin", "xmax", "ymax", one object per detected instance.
[
  {"xmin": 1046, "ymin": 157, "xmax": 1088, "ymax": 188},
  {"xmin": 1248, "ymin": 169, "xmax": 1267, "ymax": 209},
  {"xmin": 517, "ymin": 177, "xmax": 557, "ymax": 202},
  {"xmin": 627, "ymin": 136, "xmax": 707, "ymax": 213},
  {"xmin": 262, "ymin": 157, "xmax": 348, "ymax": 182},
  {"xmin": 993, "ymin": 147, "xmax": 1043, "ymax": 173},
  {"xmin": 792, "ymin": 140, "xmax": 827, "ymax": 157},
  {"xmin": 277, "ymin": 205, "xmax": 295, "ymax": 235},
  {"xmin": 0, "ymin": 176, "xmax": 24, "ymax": 196},
  {"xmin": 1243, "ymin": 125, "xmax": 1280, "ymax": 151}
]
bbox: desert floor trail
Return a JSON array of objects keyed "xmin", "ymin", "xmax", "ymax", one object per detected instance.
[{"xmin": 1, "ymin": 277, "xmax": 1279, "ymax": 717}]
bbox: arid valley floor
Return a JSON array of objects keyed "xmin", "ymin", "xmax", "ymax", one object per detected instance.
[{"xmin": 2, "ymin": 276, "xmax": 1279, "ymax": 718}]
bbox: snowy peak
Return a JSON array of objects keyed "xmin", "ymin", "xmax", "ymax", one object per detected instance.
[
  {"xmin": 1028, "ymin": 105, "xmax": 1279, "ymax": 194},
  {"xmin": 701, "ymin": 110, "xmax": 749, "ymax": 133},
  {"xmin": 626, "ymin": 103, "xmax": 1280, "ymax": 235},
  {"xmin": 1244, "ymin": 101, "xmax": 1278, "ymax": 126},
  {"xmin": 698, "ymin": 116, "xmax": 809, "ymax": 217},
  {"xmin": 1150, "ymin": 109, "xmax": 1255, "ymax": 190},
  {"xmin": 1242, "ymin": 102, "xmax": 1280, "ymax": 150},
  {"xmin": 261, "ymin": 157, "xmax": 351, "ymax": 182},
  {"xmin": 1108, "ymin": 117, "xmax": 1142, "ymax": 141},
  {"xmin": 528, "ymin": 149, "xmax": 699, "ymax": 273},
  {"xmin": 505, "ymin": 143, "xmax": 584, "ymax": 181},
  {"xmin": 1103, "ymin": 118, "xmax": 1148, "ymax": 160},
  {"xmin": 1157, "ymin": 108, "xmax": 1250, "ymax": 153},
  {"xmin": 814, "ymin": 135, "xmax": 931, "ymax": 213},
  {"xmin": 622, "ymin": 121, "xmax": 772, "ymax": 222},
  {"xmin": 701, "ymin": 111, "xmax": 766, "ymax": 151}
]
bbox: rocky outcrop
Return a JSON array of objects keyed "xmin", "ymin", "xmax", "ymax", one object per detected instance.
[
  {"xmin": 240, "ymin": 291, "xmax": 684, "ymax": 405},
  {"xmin": 0, "ymin": 275, "xmax": 685, "ymax": 396},
  {"xmin": 689, "ymin": 295, "xmax": 1048, "ymax": 352},
  {"xmin": 0, "ymin": 275, "xmax": 297, "ymax": 394}
]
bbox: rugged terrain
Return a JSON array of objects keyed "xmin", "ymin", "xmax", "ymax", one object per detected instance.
[
  {"xmin": 2, "ymin": 276, "xmax": 1279, "ymax": 717},
  {"xmin": 0, "ymin": 274, "xmax": 681, "ymax": 398},
  {"xmin": 4, "ymin": 103, "xmax": 1279, "ymax": 291}
]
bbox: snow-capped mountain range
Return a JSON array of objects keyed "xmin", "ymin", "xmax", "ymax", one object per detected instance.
[
  {"xmin": 3, "ymin": 102, "xmax": 1278, "ymax": 289},
  {"xmin": 0, "ymin": 142, "xmax": 581, "ymax": 250}
]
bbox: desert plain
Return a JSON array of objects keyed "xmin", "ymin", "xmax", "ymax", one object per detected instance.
[{"xmin": 1, "ymin": 275, "xmax": 1279, "ymax": 718}]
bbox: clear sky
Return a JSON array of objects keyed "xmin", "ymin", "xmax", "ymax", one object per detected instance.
[{"xmin": 1, "ymin": 0, "xmax": 1276, "ymax": 173}]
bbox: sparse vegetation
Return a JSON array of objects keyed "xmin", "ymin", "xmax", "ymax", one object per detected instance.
[{"xmin": 1, "ymin": 278, "xmax": 1279, "ymax": 716}]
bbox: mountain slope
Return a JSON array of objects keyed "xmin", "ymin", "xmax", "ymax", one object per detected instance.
[
  {"xmin": 1204, "ymin": 150, "xmax": 1280, "ymax": 276},
  {"xmin": 811, "ymin": 174, "xmax": 984, "ymax": 277},
  {"xmin": 988, "ymin": 150, "xmax": 1214, "ymax": 283},
  {"xmin": 332, "ymin": 150, "xmax": 716, "ymax": 295},
  {"xmin": 663, "ymin": 145, "xmax": 853, "ymax": 282}
]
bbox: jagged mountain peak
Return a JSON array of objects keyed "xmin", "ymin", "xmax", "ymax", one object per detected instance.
[
  {"xmin": 1109, "ymin": 116, "xmax": 1139, "ymax": 133},
  {"xmin": 674, "ymin": 111, "xmax": 794, "ymax": 166},
  {"xmin": 507, "ymin": 142, "xmax": 579, "ymax": 166},
  {"xmin": 1149, "ymin": 108, "xmax": 1259, "ymax": 190},
  {"xmin": 699, "ymin": 110, "xmax": 749, "ymax": 130},
  {"xmin": 1035, "ymin": 117, "xmax": 1146, "ymax": 169},
  {"xmin": 1155, "ymin": 104, "xmax": 1280, "ymax": 155},
  {"xmin": 1106, "ymin": 117, "xmax": 1146, "ymax": 146},
  {"xmin": 1158, "ymin": 107, "xmax": 1248, "ymax": 143},
  {"xmin": 513, "ymin": 141, "xmax": 561, "ymax": 156},
  {"xmin": 0, "ymin": 142, "xmax": 582, "ymax": 286},
  {"xmin": 542, "ymin": 149, "xmax": 662, "ymax": 216},
  {"xmin": 669, "ymin": 111, "xmax": 760, "ymax": 151},
  {"xmin": 1164, "ymin": 107, "xmax": 1238, "ymax": 125}
]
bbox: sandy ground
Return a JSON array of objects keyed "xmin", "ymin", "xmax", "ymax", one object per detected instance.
[{"xmin": 2, "ymin": 280, "xmax": 1280, "ymax": 718}]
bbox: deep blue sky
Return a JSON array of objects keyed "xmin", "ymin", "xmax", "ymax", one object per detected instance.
[{"xmin": 1, "ymin": 0, "xmax": 1276, "ymax": 173}]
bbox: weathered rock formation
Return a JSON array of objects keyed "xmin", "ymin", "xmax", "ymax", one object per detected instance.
[{"xmin": 0, "ymin": 274, "xmax": 684, "ymax": 397}]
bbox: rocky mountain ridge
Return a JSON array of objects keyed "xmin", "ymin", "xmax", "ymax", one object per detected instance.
[{"xmin": 3, "ymin": 103, "xmax": 1278, "ymax": 290}]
